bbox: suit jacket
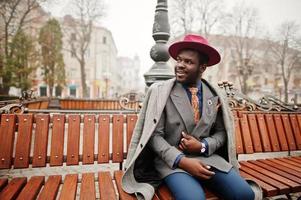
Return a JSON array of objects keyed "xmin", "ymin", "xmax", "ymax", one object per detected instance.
[
  {"xmin": 121, "ymin": 78, "xmax": 262, "ymax": 200},
  {"xmin": 148, "ymin": 81, "xmax": 232, "ymax": 179}
]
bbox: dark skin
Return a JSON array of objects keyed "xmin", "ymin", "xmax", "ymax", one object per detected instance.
[{"xmin": 174, "ymin": 49, "xmax": 215, "ymax": 179}]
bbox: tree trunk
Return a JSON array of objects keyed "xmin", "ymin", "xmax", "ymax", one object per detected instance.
[
  {"xmin": 80, "ymin": 60, "xmax": 88, "ymax": 98},
  {"xmin": 49, "ymin": 86, "xmax": 53, "ymax": 97},
  {"xmin": 283, "ymin": 79, "xmax": 288, "ymax": 103}
]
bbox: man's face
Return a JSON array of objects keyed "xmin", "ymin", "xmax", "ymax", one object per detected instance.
[{"xmin": 174, "ymin": 49, "xmax": 203, "ymax": 86}]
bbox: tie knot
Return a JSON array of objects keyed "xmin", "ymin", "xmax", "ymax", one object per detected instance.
[{"xmin": 188, "ymin": 87, "xmax": 198, "ymax": 95}]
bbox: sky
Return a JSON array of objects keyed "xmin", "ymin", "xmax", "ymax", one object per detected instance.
[{"xmin": 45, "ymin": 0, "xmax": 301, "ymax": 76}]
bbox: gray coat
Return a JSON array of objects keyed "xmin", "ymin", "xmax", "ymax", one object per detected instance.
[{"xmin": 122, "ymin": 78, "xmax": 262, "ymax": 200}]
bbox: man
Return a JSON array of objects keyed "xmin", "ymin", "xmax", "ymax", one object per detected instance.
[{"xmin": 122, "ymin": 34, "xmax": 260, "ymax": 200}]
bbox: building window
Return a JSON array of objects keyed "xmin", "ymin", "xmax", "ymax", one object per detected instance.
[
  {"xmin": 102, "ymin": 36, "xmax": 106, "ymax": 44},
  {"xmin": 55, "ymin": 86, "xmax": 62, "ymax": 97},
  {"xmin": 70, "ymin": 86, "xmax": 76, "ymax": 97},
  {"xmin": 40, "ymin": 86, "xmax": 47, "ymax": 96}
]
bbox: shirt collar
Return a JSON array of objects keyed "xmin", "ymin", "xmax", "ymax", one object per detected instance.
[{"xmin": 181, "ymin": 80, "xmax": 202, "ymax": 91}]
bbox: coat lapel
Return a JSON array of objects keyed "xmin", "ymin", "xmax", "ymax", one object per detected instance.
[
  {"xmin": 191, "ymin": 81, "xmax": 219, "ymax": 138},
  {"xmin": 170, "ymin": 82, "xmax": 195, "ymax": 133}
]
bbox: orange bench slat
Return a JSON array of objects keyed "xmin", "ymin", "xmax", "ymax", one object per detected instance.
[
  {"xmin": 32, "ymin": 115, "xmax": 50, "ymax": 167},
  {"xmin": 0, "ymin": 177, "xmax": 27, "ymax": 200},
  {"xmin": 98, "ymin": 171, "xmax": 117, "ymax": 200},
  {"xmin": 14, "ymin": 114, "xmax": 33, "ymax": 168},
  {"xmin": 265, "ymin": 114, "xmax": 281, "ymax": 152},
  {"xmin": 50, "ymin": 114, "xmax": 65, "ymax": 166},
  {"xmin": 82, "ymin": 115, "xmax": 95, "ymax": 164},
  {"xmin": 37, "ymin": 175, "xmax": 61, "ymax": 200},
  {"xmin": 112, "ymin": 115, "xmax": 124, "ymax": 163},
  {"xmin": 98, "ymin": 115, "xmax": 110, "ymax": 163},
  {"xmin": 66, "ymin": 115, "xmax": 80, "ymax": 165},
  {"xmin": 0, "ymin": 114, "xmax": 16, "ymax": 169},
  {"xmin": 58, "ymin": 174, "xmax": 78, "ymax": 200},
  {"xmin": 16, "ymin": 176, "xmax": 44, "ymax": 200},
  {"xmin": 80, "ymin": 173, "xmax": 96, "ymax": 200}
]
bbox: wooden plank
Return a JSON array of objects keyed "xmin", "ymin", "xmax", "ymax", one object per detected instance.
[
  {"xmin": 66, "ymin": 115, "xmax": 80, "ymax": 165},
  {"xmin": 256, "ymin": 114, "xmax": 272, "ymax": 152},
  {"xmin": 239, "ymin": 163, "xmax": 290, "ymax": 194},
  {"xmin": 98, "ymin": 171, "xmax": 117, "ymax": 200},
  {"xmin": 281, "ymin": 114, "xmax": 296, "ymax": 150},
  {"xmin": 289, "ymin": 114, "xmax": 301, "ymax": 150},
  {"xmin": 240, "ymin": 170, "xmax": 278, "ymax": 197},
  {"xmin": 277, "ymin": 157, "xmax": 301, "ymax": 168},
  {"xmin": 265, "ymin": 114, "xmax": 281, "ymax": 152},
  {"xmin": 16, "ymin": 176, "xmax": 44, "ymax": 200},
  {"xmin": 288, "ymin": 157, "xmax": 301, "ymax": 165},
  {"xmin": 58, "ymin": 174, "xmax": 78, "ymax": 200},
  {"xmin": 157, "ymin": 184, "xmax": 173, "ymax": 200},
  {"xmin": 0, "ymin": 177, "xmax": 27, "ymax": 200},
  {"xmin": 114, "ymin": 170, "xmax": 136, "ymax": 200},
  {"xmin": 32, "ymin": 115, "xmax": 50, "ymax": 167},
  {"xmin": 0, "ymin": 179, "xmax": 8, "ymax": 193},
  {"xmin": 247, "ymin": 114, "xmax": 263, "ymax": 152},
  {"xmin": 112, "ymin": 115, "xmax": 124, "ymax": 163},
  {"xmin": 126, "ymin": 115, "xmax": 138, "ymax": 152},
  {"xmin": 258, "ymin": 159, "xmax": 301, "ymax": 179},
  {"xmin": 273, "ymin": 114, "xmax": 289, "ymax": 151},
  {"xmin": 248, "ymin": 160, "xmax": 301, "ymax": 184},
  {"xmin": 82, "ymin": 115, "xmax": 95, "ymax": 164},
  {"xmin": 267, "ymin": 159, "xmax": 301, "ymax": 172},
  {"xmin": 80, "ymin": 173, "xmax": 96, "ymax": 200},
  {"xmin": 37, "ymin": 175, "xmax": 61, "ymax": 200},
  {"xmin": 297, "ymin": 114, "xmax": 301, "ymax": 137},
  {"xmin": 240, "ymin": 114, "xmax": 254, "ymax": 153},
  {"xmin": 240, "ymin": 161, "xmax": 301, "ymax": 192},
  {"xmin": 98, "ymin": 115, "xmax": 110, "ymax": 163},
  {"xmin": 233, "ymin": 111, "xmax": 244, "ymax": 154},
  {"xmin": 0, "ymin": 115, "xmax": 16, "ymax": 169},
  {"xmin": 50, "ymin": 114, "xmax": 65, "ymax": 166},
  {"xmin": 14, "ymin": 114, "xmax": 33, "ymax": 168}
]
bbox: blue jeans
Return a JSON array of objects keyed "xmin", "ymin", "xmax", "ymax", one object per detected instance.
[{"xmin": 164, "ymin": 168, "xmax": 254, "ymax": 200}]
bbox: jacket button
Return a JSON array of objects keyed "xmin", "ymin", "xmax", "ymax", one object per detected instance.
[
  {"xmin": 140, "ymin": 143, "xmax": 143, "ymax": 148},
  {"xmin": 176, "ymin": 122, "xmax": 180, "ymax": 126},
  {"xmin": 153, "ymin": 119, "xmax": 157, "ymax": 124}
]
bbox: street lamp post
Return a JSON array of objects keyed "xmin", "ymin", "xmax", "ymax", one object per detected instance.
[{"xmin": 144, "ymin": 0, "xmax": 174, "ymax": 87}]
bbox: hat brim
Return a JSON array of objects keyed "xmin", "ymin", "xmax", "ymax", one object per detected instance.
[{"xmin": 168, "ymin": 41, "xmax": 221, "ymax": 66}]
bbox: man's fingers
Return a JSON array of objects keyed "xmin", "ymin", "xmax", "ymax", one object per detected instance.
[
  {"xmin": 180, "ymin": 138, "xmax": 188, "ymax": 148},
  {"xmin": 181, "ymin": 131, "xmax": 191, "ymax": 139},
  {"xmin": 178, "ymin": 143, "xmax": 184, "ymax": 151}
]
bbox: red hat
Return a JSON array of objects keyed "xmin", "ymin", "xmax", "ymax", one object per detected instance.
[{"xmin": 168, "ymin": 34, "xmax": 221, "ymax": 66}]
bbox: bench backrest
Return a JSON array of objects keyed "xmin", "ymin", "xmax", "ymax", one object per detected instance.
[
  {"xmin": 0, "ymin": 112, "xmax": 300, "ymax": 170},
  {"xmin": 0, "ymin": 114, "xmax": 138, "ymax": 169},
  {"xmin": 233, "ymin": 111, "xmax": 301, "ymax": 155}
]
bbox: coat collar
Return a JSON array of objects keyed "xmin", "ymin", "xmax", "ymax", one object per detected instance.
[{"xmin": 170, "ymin": 82, "xmax": 195, "ymax": 133}]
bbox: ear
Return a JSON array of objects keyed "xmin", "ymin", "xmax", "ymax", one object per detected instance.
[{"xmin": 199, "ymin": 64, "xmax": 206, "ymax": 73}]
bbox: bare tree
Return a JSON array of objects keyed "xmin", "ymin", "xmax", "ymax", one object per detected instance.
[
  {"xmin": 0, "ymin": 0, "xmax": 48, "ymax": 94},
  {"xmin": 270, "ymin": 21, "xmax": 301, "ymax": 103},
  {"xmin": 63, "ymin": 0, "xmax": 105, "ymax": 97},
  {"xmin": 225, "ymin": 2, "xmax": 261, "ymax": 94},
  {"xmin": 169, "ymin": 0, "xmax": 224, "ymax": 38}
]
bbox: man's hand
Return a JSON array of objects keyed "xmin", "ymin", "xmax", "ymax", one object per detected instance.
[
  {"xmin": 178, "ymin": 157, "xmax": 215, "ymax": 179},
  {"xmin": 178, "ymin": 132, "xmax": 202, "ymax": 153}
]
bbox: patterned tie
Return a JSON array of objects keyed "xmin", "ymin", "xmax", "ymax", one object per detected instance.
[{"xmin": 189, "ymin": 87, "xmax": 200, "ymax": 123}]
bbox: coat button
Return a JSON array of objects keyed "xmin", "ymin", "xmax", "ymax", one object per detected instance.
[
  {"xmin": 140, "ymin": 143, "xmax": 143, "ymax": 148},
  {"xmin": 153, "ymin": 119, "xmax": 157, "ymax": 124},
  {"xmin": 176, "ymin": 122, "xmax": 180, "ymax": 126}
]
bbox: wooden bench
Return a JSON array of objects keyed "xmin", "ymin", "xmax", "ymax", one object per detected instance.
[{"xmin": 0, "ymin": 112, "xmax": 300, "ymax": 199}]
